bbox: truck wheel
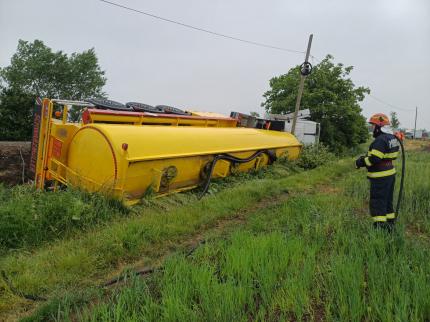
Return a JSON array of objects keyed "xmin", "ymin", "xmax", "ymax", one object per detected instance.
[
  {"xmin": 126, "ymin": 102, "xmax": 162, "ymax": 113},
  {"xmin": 156, "ymin": 105, "xmax": 189, "ymax": 115},
  {"xmin": 86, "ymin": 98, "xmax": 131, "ymax": 111}
]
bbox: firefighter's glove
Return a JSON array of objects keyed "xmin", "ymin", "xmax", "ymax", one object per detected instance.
[{"xmin": 355, "ymin": 156, "xmax": 366, "ymax": 169}]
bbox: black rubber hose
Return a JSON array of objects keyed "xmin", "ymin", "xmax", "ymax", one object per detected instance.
[
  {"xmin": 198, "ymin": 150, "xmax": 270, "ymax": 199},
  {"xmin": 395, "ymin": 137, "xmax": 405, "ymax": 217}
]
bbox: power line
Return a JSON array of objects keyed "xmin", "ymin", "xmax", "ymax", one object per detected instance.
[
  {"xmin": 310, "ymin": 54, "xmax": 322, "ymax": 63},
  {"xmin": 308, "ymin": 54, "xmax": 414, "ymax": 114},
  {"xmin": 98, "ymin": 1, "xmax": 417, "ymax": 116},
  {"xmin": 368, "ymin": 94, "xmax": 414, "ymax": 112},
  {"xmin": 307, "ymin": 56, "xmax": 415, "ymax": 114},
  {"xmin": 98, "ymin": 0, "xmax": 305, "ymax": 54}
]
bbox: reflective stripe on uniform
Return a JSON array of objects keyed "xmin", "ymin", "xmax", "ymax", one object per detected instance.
[
  {"xmin": 372, "ymin": 215, "xmax": 387, "ymax": 222},
  {"xmin": 368, "ymin": 149, "xmax": 399, "ymax": 159},
  {"xmin": 364, "ymin": 157, "xmax": 372, "ymax": 167},
  {"xmin": 367, "ymin": 168, "xmax": 396, "ymax": 178},
  {"xmin": 368, "ymin": 149, "xmax": 385, "ymax": 158},
  {"xmin": 384, "ymin": 151, "xmax": 399, "ymax": 159},
  {"xmin": 386, "ymin": 213, "xmax": 396, "ymax": 219}
]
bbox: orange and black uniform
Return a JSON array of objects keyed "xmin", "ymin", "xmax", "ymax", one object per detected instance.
[{"xmin": 356, "ymin": 132, "xmax": 400, "ymax": 226}]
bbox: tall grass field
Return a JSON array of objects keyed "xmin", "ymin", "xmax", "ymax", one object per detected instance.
[{"xmin": 0, "ymin": 142, "xmax": 429, "ymax": 321}]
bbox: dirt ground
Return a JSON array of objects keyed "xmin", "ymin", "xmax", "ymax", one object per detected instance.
[
  {"xmin": 0, "ymin": 141, "xmax": 31, "ymax": 186},
  {"xmin": 404, "ymin": 138, "xmax": 430, "ymax": 152}
]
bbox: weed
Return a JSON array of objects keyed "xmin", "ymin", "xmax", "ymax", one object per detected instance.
[
  {"xmin": 49, "ymin": 149, "xmax": 430, "ymax": 322},
  {"xmin": 70, "ymin": 193, "xmax": 430, "ymax": 321},
  {"xmin": 295, "ymin": 143, "xmax": 335, "ymax": 170},
  {"xmin": 0, "ymin": 159, "xmax": 353, "ymax": 319},
  {"xmin": 0, "ymin": 185, "xmax": 128, "ymax": 251},
  {"xmin": 4, "ymin": 145, "xmax": 430, "ymax": 321}
]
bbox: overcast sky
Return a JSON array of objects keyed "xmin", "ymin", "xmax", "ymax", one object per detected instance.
[{"xmin": 1, "ymin": 0, "xmax": 429, "ymax": 129}]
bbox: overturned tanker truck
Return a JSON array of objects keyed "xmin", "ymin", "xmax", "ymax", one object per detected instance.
[{"xmin": 30, "ymin": 98, "xmax": 302, "ymax": 204}]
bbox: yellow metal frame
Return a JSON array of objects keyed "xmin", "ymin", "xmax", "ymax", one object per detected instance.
[
  {"xmin": 34, "ymin": 99, "xmax": 53, "ymax": 189},
  {"xmin": 82, "ymin": 109, "xmax": 237, "ymax": 127}
]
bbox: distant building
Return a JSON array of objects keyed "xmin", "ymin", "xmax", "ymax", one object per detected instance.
[
  {"xmin": 230, "ymin": 109, "xmax": 321, "ymax": 145},
  {"xmin": 405, "ymin": 129, "xmax": 424, "ymax": 139},
  {"xmin": 267, "ymin": 109, "xmax": 320, "ymax": 145}
]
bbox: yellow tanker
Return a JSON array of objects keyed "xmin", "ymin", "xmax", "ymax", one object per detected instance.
[{"xmin": 31, "ymin": 98, "xmax": 301, "ymax": 204}]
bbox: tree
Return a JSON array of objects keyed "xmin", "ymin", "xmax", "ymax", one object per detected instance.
[
  {"xmin": 262, "ymin": 55, "xmax": 370, "ymax": 153},
  {"xmin": 0, "ymin": 39, "xmax": 107, "ymax": 140},
  {"xmin": 390, "ymin": 111, "xmax": 400, "ymax": 129},
  {"xmin": 250, "ymin": 111, "xmax": 260, "ymax": 117},
  {"xmin": 0, "ymin": 89, "xmax": 34, "ymax": 140}
]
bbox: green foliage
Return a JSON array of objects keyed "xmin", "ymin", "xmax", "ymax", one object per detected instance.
[
  {"xmin": 0, "ymin": 39, "xmax": 106, "ymax": 140},
  {"xmin": 262, "ymin": 55, "xmax": 370, "ymax": 153},
  {"xmin": 61, "ymin": 178, "xmax": 430, "ymax": 322},
  {"xmin": 3, "ymin": 148, "xmax": 430, "ymax": 321},
  {"xmin": 390, "ymin": 111, "xmax": 400, "ymax": 129},
  {"xmin": 0, "ymin": 185, "xmax": 128, "ymax": 251},
  {"xmin": 75, "ymin": 232, "xmax": 316, "ymax": 322},
  {"xmin": 295, "ymin": 143, "xmax": 335, "ymax": 169},
  {"xmin": 0, "ymin": 40, "xmax": 106, "ymax": 99},
  {"xmin": 203, "ymin": 157, "xmax": 302, "ymax": 196},
  {"xmin": 0, "ymin": 154, "xmax": 333, "ymax": 253},
  {"xmin": 0, "ymin": 159, "xmax": 353, "ymax": 317},
  {"xmin": 0, "ymin": 88, "xmax": 34, "ymax": 140}
]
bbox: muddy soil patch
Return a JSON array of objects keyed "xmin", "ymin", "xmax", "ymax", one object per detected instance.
[{"xmin": 0, "ymin": 141, "xmax": 31, "ymax": 185}]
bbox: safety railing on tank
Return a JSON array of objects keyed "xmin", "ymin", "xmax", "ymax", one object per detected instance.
[{"xmin": 48, "ymin": 158, "xmax": 123, "ymax": 196}]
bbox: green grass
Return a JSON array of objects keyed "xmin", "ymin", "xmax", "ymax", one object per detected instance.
[
  {"xmin": 33, "ymin": 149, "xmax": 430, "ymax": 322},
  {"xmin": 0, "ymin": 153, "xmax": 302, "ymax": 253},
  {"xmin": 0, "ymin": 142, "xmax": 341, "ymax": 254},
  {"xmin": 3, "ymin": 145, "xmax": 429, "ymax": 321},
  {"xmin": 57, "ymin": 192, "xmax": 430, "ymax": 322},
  {"xmin": 75, "ymin": 231, "xmax": 319, "ymax": 322},
  {"xmin": 0, "ymin": 158, "xmax": 352, "ymax": 319},
  {"xmin": 0, "ymin": 185, "xmax": 128, "ymax": 251}
]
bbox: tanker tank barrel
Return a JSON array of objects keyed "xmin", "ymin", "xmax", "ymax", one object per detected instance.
[{"xmin": 30, "ymin": 98, "xmax": 302, "ymax": 204}]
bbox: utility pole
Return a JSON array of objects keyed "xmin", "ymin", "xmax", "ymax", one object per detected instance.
[
  {"xmin": 413, "ymin": 106, "xmax": 418, "ymax": 139},
  {"xmin": 291, "ymin": 34, "xmax": 313, "ymax": 135}
]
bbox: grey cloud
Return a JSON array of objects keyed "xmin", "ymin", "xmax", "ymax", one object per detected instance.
[{"xmin": 0, "ymin": 0, "xmax": 428, "ymax": 128}]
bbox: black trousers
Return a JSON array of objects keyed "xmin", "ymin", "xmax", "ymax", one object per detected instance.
[{"xmin": 369, "ymin": 175, "xmax": 396, "ymax": 222}]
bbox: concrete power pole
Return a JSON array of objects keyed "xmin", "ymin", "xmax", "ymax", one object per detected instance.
[
  {"xmin": 291, "ymin": 34, "xmax": 313, "ymax": 135},
  {"xmin": 413, "ymin": 106, "xmax": 418, "ymax": 139}
]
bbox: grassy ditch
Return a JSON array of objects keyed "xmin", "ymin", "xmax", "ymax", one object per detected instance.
[
  {"xmin": 49, "ymin": 193, "xmax": 430, "ymax": 321},
  {"xmin": 0, "ymin": 155, "xmax": 352, "ymax": 320},
  {"xmin": 53, "ymin": 149, "xmax": 430, "ymax": 322},
  {"xmin": 0, "ymin": 144, "xmax": 334, "ymax": 253},
  {"xmin": 0, "ymin": 186, "xmax": 128, "ymax": 251}
]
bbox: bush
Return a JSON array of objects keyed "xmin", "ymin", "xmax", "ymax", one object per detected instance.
[
  {"xmin": 296, "ymin": 143, "xmax": 335, "ymax": 170},
  {"xmin": 0, "ymin": 184, "xmax": 128, "ymax": 251}
]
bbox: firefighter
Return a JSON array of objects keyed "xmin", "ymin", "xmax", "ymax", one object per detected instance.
[{"xmin": 355, "ymin": 113, "xmax": 400, "ymax": 230}]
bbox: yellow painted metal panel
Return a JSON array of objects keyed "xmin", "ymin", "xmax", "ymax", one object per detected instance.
[
  {"xmin": 64, "ymin": 124, "xmax": 301, "ymax": 202},
  {"xmin": 187, "ymin": 111, "xmax": 231, "ymax": 118},
  {"xmin": 35, "ymin": 98, "xmax": 53, "ymax": 189},
  {"xmin": 84, "ymin": 109, "xmax": 238, "ymax": 127},
  {"xmin": 87, "ymin": 124, "xmax": 301, "ymax": 161},
  {"xmin": 67, "ymin": 126, "xmax": 120, "ymax": 188}
]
